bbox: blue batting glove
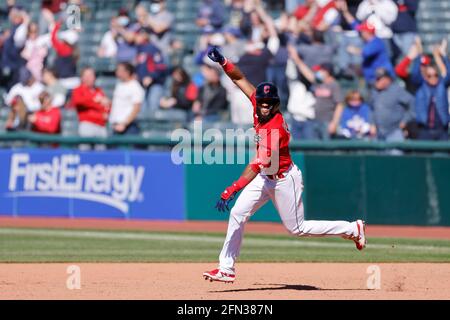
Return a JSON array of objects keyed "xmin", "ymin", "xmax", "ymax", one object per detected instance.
[
  {"xmin": 207, "ymin": 46, "xmax": 225, "ymax": 65},
  {"xmin": 215, "ymin": 193, "xmax": 235, "ymax": 212}
]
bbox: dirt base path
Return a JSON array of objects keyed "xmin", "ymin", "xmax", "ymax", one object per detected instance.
[
  {"xmin": 1, "ymin": 217, "xmax": 450, "ymax": 239},
  {"xmin": 1, "ymin": 263, "xmax": 449, "ymax": 300}
]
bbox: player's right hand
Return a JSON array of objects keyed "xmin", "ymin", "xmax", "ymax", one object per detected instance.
[{"xmin": 207, "ymin": 46, "xmax": 225, "ymax": 65}]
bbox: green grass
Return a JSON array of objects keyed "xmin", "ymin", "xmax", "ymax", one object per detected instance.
[{"xmin": 0, "ymin": 227, "xmax": 450, "ymax": 263}]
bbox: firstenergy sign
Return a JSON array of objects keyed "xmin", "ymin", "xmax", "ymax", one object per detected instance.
[{"xmin": 6, "ymin": 153, "xmax": 145, "ymax": 214}]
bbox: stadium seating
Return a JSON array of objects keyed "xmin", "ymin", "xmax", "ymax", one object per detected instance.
[
  {"xmin": 60, "ymin": 108, "xmax": 79, "ymax": 136},
  {"xmin": 417, "ymin": 0, "xmax": 450, "ymax": 52},
  {"xmin": 1, "ymin": 0, "xmax": 448, "ymax": 140}
]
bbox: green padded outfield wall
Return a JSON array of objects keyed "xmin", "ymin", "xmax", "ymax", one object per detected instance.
[
  {"xmin": 186, "ymin": 152, "xmax": 450, "ymax": 226},
  {"xmin": 303, "ymin": 154, "xmax": 450, "ymax": 226},
  {"xmin": 185, "ymin": 152, "xmax": 305, "ymax": 222}
]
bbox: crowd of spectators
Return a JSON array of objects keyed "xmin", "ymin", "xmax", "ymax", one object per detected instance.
[{"xmin": 0, "ymin": 0, "xmax": 449, "ymax": 143}]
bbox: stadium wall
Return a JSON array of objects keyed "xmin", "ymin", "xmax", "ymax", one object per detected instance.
[{"xmin": 0, "ymin": 149, "xmax": 449, "ymax": 226}]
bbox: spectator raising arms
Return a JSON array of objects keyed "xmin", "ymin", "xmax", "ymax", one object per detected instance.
[
  {"xmin": 28, "ymin": 91, "xmax": 61, "ymax": 134},
  {"xmin": 109, "ymin": 63, "xmax": 145, "ymax": 135},
  {"xmin": 236, "ymin": 2, "xmax": 280, "ymax": 87},
  {"xmin": 337, "ymin": 2, "xmax": 395, "ymax": 86},
  {"xmin": 71, "ymin": 67, "xmax": 111, "ymax": 138},
  {"xmin": 411, "ymin": 40, "xmax": 450, "ymax": 141},
  {"xmin": 288, "ymin": 44, "xmax": 344, "ymax": 140},
  {"xmin": 355, "ymin": 0, "xmax": 398, "ymax": 40},
  {"xmin": 45, "ymin": 9, "xmax": 79, "ymax": 87}
]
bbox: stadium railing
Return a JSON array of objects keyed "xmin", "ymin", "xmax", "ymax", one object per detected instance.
[{"xmin": 1, "ymin": 132, "xmax": 450, "ymax": 154}]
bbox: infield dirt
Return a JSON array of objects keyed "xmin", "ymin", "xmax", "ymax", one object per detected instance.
[{"xmin": 1, "ymin": 263, "xmax": 449, "ymax": 299}]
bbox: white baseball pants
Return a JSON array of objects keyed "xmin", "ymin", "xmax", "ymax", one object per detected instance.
[{"xmin": 219, "ymin": 164, "xmax": 359, "ymax": 273}]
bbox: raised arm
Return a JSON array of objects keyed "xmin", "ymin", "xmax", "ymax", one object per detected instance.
[
  {"xmin": 335, "ymin": 0, "xmax": 356, "ymax": 26},
  {"xmin": 432, "ymin": 39, "xmax": 448, "ymax": 79},
  {"xmin": 255, "ymin": 3, "xmax": 280, "ymax": 55},
  {"xmin": 287, "ymin": 44, "xmax": 315, "ymax": 83},
  {"xmin": 207, "ymin": 46, "xmax": 255, "ymax": 100}
]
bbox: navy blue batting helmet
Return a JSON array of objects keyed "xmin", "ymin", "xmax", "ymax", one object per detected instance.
[
  {"xmin": 255, "ymin": 82, "xmax": 280, "ymax": 123},
  {"xmin": 255, "ymin": 82, "xmax": 279, "ymax": 101}
]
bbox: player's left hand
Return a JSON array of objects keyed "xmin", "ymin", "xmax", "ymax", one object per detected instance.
[
  {"xmin": 215, "ymin": 186, "xmax": 237, "ymax": 212},
  {"xmin": 215, "ymin": 197, "xmax": 235, "ymax": 212}
]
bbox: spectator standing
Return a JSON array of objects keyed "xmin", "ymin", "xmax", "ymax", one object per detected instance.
[
  {"xmin": 109, "ymin": 63, "xmax": 145, "ymax": 135},
  {"xmin": 294, "ymin": 29, "xmax": 335, "ymax": 68},
  {"xmin": 236, "ymin": 3, "xmax": 280, "ymax": 87},
  {"xmin": 71, "ymin": 67, "xmax": 111, "ymax": 138},
  {"xmin": 113, "ymin": 9, "xmax": 139, "ymax": 63},
  {"xmin": 226, "ymin": 0, "xmax": 246, "ymax": 29},
  {"xmin": 391, "ymin": 0, "xmax": 419, "ymax": 59},
  {"xmin": 411, "ymin": 42, "xmax": 450, "ymax": 141},
  {"xmin": 394, "ymin": 36, "xmax": 430, "ymax": 94},
  {"xmin": 288, "ymin": 44, "xmax": 344, "ymax": 140},
  {"xmin": 47, "ymin": 13, "xmax": 79, "ymax": 88},
  {"xmin": 28, "ymin": 91, "xmax": 61, "ymax": 134},
  {"xmin": 5, "ymin": 67, "xmax": 45, "ymax": 130},
  {"xmin": 19, "ymin": 22, "xmax": 49, "ymax": 82},
  {"xmin": 135, "ymin": 28, "xmax": 167, "ymax": 115},
  {"xmin": 97, "ymin": 17, "xmax": 119, "ymax": 59},
  {"xmin": 342, "ymin": 16, "xmax": 395, "ymax": 86},
  {"xmin": 337, "ymin": 90, "xmax": 376, "ymax": 139},
  {"xmin": 192, "ymin": 63, "xmax": 228, "ymax": 122},
  {"xmin": 0, "ymin": 0, "xmax": 15, "ymax": 19},
  {"xmin": 333, "ymin": 0, "xmax": 364, "ymax": 78},
  {"xmin": 221, "ymin": 27, "xmax": 252, "ymax": 125},
  {"xmin": 355, "ymin": 0, "xmax": 398, "ymax": 56},
  {"xmin": 146, "ymin": 0, "xmax": 175, "ymax": 56},
  {"xmin": 196, "ymin": 0, "xmax": 225, "ymax": 34},
  {"xmin": 221, "ymin": 27, "xmax": 246, "ymax": 64},
  {"xmin": 160, "ymin": 66, "xmax": 198, "ymax": 111},
  {"xmin": 369, "ymin": 67, "xmax": 415, "ymax": 141},
  {"xmin": 0, "ymin": 6, "xmax": 27, "ymax": 90}
]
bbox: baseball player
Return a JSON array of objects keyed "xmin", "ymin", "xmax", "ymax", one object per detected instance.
[{"xmin": 203, "ymin": 47, "xmax": 367, "ymax": 283}]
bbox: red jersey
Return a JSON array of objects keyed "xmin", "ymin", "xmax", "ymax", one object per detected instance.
[
  {"xmin": 250, "ymin": 91, "xmax": 293, "ymax": 176},
  {"xmin": 32, "ymin": 107, "xmax": 61, "ymax": 134},
  {"xmin": 71, "ymin": 84, "xmax": 109, "ymax": 127}
]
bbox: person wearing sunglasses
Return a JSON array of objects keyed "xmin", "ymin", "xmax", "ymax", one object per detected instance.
[{"xmin": 411, "ymin": 41, "xmax": 450, "ymax": 141}]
